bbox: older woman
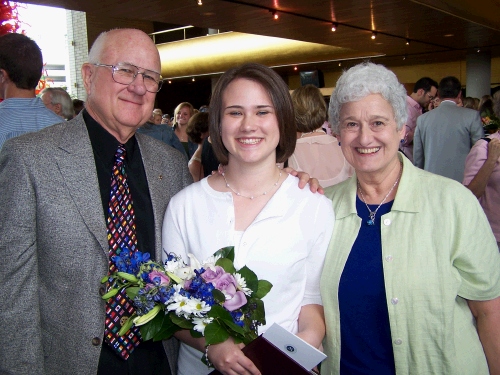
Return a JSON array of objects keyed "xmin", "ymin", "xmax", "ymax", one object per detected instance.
[
  {"xmin": 464, "ymin": 91, "xmax": 500, "ymax": 248},
  {"xmin": 321, "ymin": 62, "xmax": 500, "ymax": 374},
  {"xmin": 288, "ymin": 84, "xmax": 353, "ymax": 188},
  {"xmin": 163, "ymin": 63, "xmax": 334, "ymax": 375}
]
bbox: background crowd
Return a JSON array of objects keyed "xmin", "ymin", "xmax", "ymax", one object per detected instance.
[{"xmin": 1, "ymin": 29, "xmax": 500, "ymax": 375}]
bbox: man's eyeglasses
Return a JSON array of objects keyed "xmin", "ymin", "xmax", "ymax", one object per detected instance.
[
  {"xmin": 426, "ymin": 92, "xmax": 435, "ymax": 101},
  {"xmin": 93, "ymin": 62, "xmax": 163, "ymax": 93}
]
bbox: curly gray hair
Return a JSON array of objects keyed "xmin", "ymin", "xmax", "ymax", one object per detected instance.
[{"xmin": 328, "ymin": 62, "xmax": 408, "ymax": 134}]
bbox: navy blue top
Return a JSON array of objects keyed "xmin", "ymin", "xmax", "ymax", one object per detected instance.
[{"xmin": 338, "ymin": 196, "xmax": 396, "ymax": 375}]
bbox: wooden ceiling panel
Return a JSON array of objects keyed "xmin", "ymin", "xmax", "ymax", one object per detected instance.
[{"xmin": 21, "ymin": 0, "xmax": 500, "ymax": 73}]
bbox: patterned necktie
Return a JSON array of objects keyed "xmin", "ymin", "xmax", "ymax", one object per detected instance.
[{"xmin": 104, "ymin": 144, "xmax": 141, "ymax": 359}]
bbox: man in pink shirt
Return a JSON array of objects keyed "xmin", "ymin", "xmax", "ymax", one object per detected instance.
[{"xmin": 400, "ymin": 77, "xmax": 438, "ymax": 161}]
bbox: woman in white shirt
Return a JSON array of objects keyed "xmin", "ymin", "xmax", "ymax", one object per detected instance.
[{"xmin": 162, "ymin": 63, "xmax": 334, "ymax": 375}]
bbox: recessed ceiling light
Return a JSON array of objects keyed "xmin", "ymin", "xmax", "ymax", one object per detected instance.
[{"xmin": 444, "ymin": 34, "xmax": 454, "ymax": 37}]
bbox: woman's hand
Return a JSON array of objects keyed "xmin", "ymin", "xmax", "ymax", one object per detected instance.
[
  {"xmin": 465, "ymin": 138, "xmax": 500, "ymax": 198},
  {"xmin": 208, "ymin": 337, "xmax": 261, "ymax": 375},
  {"xmin": 283, "ymin": 167, "xmax": 324, "ymax": 194},
  {"xmin": 487, "ymin": 138, "xmax": 500, "ymax": 163}
]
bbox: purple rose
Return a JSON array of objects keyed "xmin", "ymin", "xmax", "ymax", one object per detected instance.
[
  {"xmin": 224, "ymin": 291, "xmax": 247, "ymax": 311},
  {"xmin": 149, "ymin": 270, "xmax": 170, "ymax": 286},
  {"xmin": 214, "ymin": 273, "xmax": 237, "ymax": 297},
  {"xmin": 201, "ymin": 266, "xmax": 225, "ymax": 283}
]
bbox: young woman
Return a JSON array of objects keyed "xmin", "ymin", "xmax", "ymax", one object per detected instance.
[{"xmin": 162, "ymin": 63, "xmax": 334, "ymax": 375}]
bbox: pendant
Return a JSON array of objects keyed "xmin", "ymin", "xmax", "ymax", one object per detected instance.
[{"xmin": 367, "ymin": 212, "xmax": 376, "ymax": 226}]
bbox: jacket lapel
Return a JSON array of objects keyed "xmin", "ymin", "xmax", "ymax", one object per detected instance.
[
  {"xmin": 55, "ymin": 116, "xmax": 108, "ymax": 255},
  {"xmin": 136, "ymin": 134, "xmax": 169, "ymax": 262}
]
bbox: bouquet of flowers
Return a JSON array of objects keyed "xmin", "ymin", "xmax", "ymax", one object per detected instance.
[{"xmin": 101, "ymin": 246, "xmax": 272, "ymax": 351}]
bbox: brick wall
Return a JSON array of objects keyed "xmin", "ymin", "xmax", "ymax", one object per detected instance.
[{"xmin": 66, "ymin": 10, "xmax": 88, "ymax": 100}]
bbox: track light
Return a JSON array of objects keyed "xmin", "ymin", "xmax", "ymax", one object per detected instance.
[
  {"xmin": 271, "ymin": 10, "xmax": 278, "ymax": 20},
  {"xmin": 197, "ymin": 0, "xmax": 202, "ymax": 5},
  {"xmin": 331, "ymin": 22, "xmax": 337, "ymax": 32},
  {"xmin": 406, "ymin": 39, "xmax": 410, "ymax": 45},
  {"xmin": 371, "ymin": 31, "xmax": 377, "ymax": 40}
]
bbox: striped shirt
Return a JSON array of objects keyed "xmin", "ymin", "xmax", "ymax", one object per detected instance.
[{"xmin": 0, "ymin": 97, "xmax": 62, "ymax": 149}]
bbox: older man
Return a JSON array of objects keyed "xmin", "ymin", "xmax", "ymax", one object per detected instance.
[
  {"xmin": 0, "ymin": 29, "xmax": 191, "ymax": 375},
  {"xmin": 41, "ymin": 87, "xmax": 75, "ymax": 120}
]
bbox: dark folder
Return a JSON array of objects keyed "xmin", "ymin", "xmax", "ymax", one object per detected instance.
[{"xmin": 209, "ymin": 335, "xmax": 312, "ymax": 375}]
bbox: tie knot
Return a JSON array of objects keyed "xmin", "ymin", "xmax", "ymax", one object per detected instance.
[{"xmin": 114, "ymin": 144, "xmax": 126, "ymax": 165}]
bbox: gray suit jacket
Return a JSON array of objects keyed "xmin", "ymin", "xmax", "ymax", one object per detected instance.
[
  {"xmin": 0, "ymin": 114, "xmax": 192, "ymax": 374},
  {"xmin": 413, "ymin": 101, "xmax": 484, "ymax": 182}
]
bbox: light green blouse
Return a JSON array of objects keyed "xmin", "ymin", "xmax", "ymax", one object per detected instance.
[{"xmin": 321, "ymin": 154, "xmax": 500, "ymax": 374}]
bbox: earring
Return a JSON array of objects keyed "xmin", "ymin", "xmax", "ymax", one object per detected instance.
[
  {"xmin": 338, "ymin": 141, "xmax": 341, "ymax": 146},
  {"xmin": 400, "ymin": 139, "xmax": 405, "ymax": 144}
]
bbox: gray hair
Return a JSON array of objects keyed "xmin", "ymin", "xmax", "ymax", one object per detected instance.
[
  {"xmin": 87, "ymin": 30, "xmax": 109, "ymax": 64},
  {"xmin": 328, "ymin": 62, "xmax": 408, "ymax": 134},
  {"xmin": 41, "ymin": 87, "xmax": 75, "ymax": 120}
]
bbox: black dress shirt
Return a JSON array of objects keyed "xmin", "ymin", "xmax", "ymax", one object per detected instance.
[
  {"xmin": 84, "ymin": 110, "xmax": 155, "ymax": 260},
  {"xmin": 83, "ymin": 110, "xmax": 170, "ymax": 375}
]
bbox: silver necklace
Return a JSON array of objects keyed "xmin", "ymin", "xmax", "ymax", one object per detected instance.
[
  {"xmin": 300, "ymin": 128, "xmax": 325, "ymax": 138},
  {"xmin": 357, "ymin": 163, "xmax": 403, "ymax": 226},
  {"xmin": 222, "ymin": 168, "xmax": 282, "ymax": 200}
]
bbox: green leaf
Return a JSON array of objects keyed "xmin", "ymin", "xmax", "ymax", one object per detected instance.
[
  {"xmin": 254, "ymin": 280, "xmax": 273, "ymax": 299},
  {"xmin": 237, "ymin": 266, "xmax": 258, "ymax": 292},
  {"xmin": 213, "ymin": 246, "xmax": 235, "ymax": 262},
  {"xmin": 170, "ymin": 313, "xmax": 194, "ymax": 329},
  {"xmin": 212, "ymin": 289, "xmax": 226, "ymax": 304},
  {"xmin": 100, "ymin": 275, "xmax": 109, "ymax": 283},
  {"xmin": 117, "ymin": 271, "xmax": 139, "ymax": 282},
  {"xmin": 218, "ymin": 316, "xmax": 246, "ymax": 336},
  {"xmin": 125, "ymin": 287, "xmax": 140, "ymax": 299},
  {"xmin": 190, "ymin": 329, "xmax": 203, "ymax": 338},
  {"xmin": 216, "ymin": 258, "xmax": 236, "ymax": 274},
  {"xmin": 139, "ymin": 310, "xmax": 166, "ymax": 341},
  {"xmin": 208, "ymin": 305, "xmax": 246, "ymax": 336},
  {"xmin": 152, "ymin": 317, "xmax": 182, "ymax": 341},
  {"xmin": 204, "ymin": 320, "xmax": 230, "ymax": 345},
  {"xmin": 248, "ymin": 298, "xmax": 266, "ymax": 323},
  {"xmin": 118, "ymin": 313, "xmax": 136, "ymax": 336},
  {"xmin": 208, "ymin": 304, "xmax": 232, "ymax": 320},
  {"xmin": 101, "ymin": 288, "xmax": 119, "ymax": 299}
]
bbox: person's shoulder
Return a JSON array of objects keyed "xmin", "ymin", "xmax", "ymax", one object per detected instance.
[
  {"xmin": 284, "ymin": 174, "xmax": 333, "ymax": 205},
  {"xmin": 412, "ymin": 165, "xmax": 474, "ymax": 199},
  {"xmin": 137, "ymin": 131, "xmax": 182, "ymax": 157},
  {"xmin": 169, "ymin": 178, "xmax": 206, "ymax": 205},
  {"xmin": 324, "ymin": 176, "xmax": 353, "ymax": 199}
]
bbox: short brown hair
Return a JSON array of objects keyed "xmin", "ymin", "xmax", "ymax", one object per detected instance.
[
  {"xmin": 209, "ymin": 63, "xmax": 296, "ymax": 164},
  {"xmin": 291, "ymin": 84, "xmax": 327, "ymax": 132},
  {"xmin": 186, "ymin": 112, "xmax": 209, "ymax": 144}
]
